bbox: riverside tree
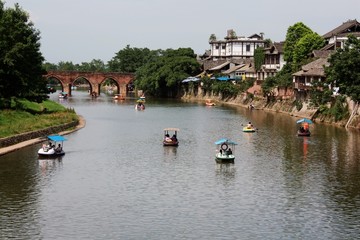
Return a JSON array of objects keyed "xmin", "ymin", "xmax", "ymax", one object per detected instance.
[
  {"xmin": 108, "ymin": 45, "xmax": 158, "ymax": 73},
  {"xmin": 135, "ymin": 48, "xmax": 200, "ymax": 97},
  {"xmin": 0, "ymin": 1, "xmax": 48, "ymax": 107},
  {"xmin": 325, "ymin": 35, "xmax": 360, "ymax": 103},
  {"xmin": 264, "ymin": 22, "xmax": 324, "ymax": 90}
]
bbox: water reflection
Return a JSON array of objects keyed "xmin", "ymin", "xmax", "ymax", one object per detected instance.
[{"xmin": 38, "ymin": 157, "xmax": 63, "ymax": 178}]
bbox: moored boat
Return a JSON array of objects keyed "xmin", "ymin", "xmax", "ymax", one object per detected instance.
[
  {"xmin": 214, "ymin": 138, "xmax": 237, "ymax": 163},
  {"xmin": 113, "ymin": 94, "xmax": 125, "ymax": 100},
  {"xmin": 205, "ymin": 99, "xmax": 216, "ymax": 106}
]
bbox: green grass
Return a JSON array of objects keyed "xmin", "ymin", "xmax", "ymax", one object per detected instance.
[{"xmin": 0, "ymin": 99, "xmax": 78, "ymax": 138}]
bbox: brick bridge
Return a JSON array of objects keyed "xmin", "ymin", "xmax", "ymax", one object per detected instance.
[{"xmin": 44, "ymin": 71, "xmax": 135, "ymax": 96}]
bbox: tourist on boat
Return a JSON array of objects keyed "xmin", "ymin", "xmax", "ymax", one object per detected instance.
[
  {"xmin": 55, "ymin": 144, "xmax": 62, "ymax": 153},
  {"xmin": 165, "ymin": 134, "xmax": 172, "ymax": 142},
  {"xmin": 48, "ymin": 142, "xmax": 54, "ymax": 149},
  {"xmin": 247, "ymin": 122, "xmax": 253, "ymax": 128},
  {"xmin": 226, "ymin": 148, "xmax": 232, "ymax": 155},
  {"xmin": 299, "ymin": 126, "xmax": 305, "ymax": 133},
  {"xmin": 171, "ymin": 134, "xmax": 177, "ymax": 141}
]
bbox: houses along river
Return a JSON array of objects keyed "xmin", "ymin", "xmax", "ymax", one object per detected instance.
[{"xmin": 1, "ymin": 91, "xmax": 360, "ymax": 239}]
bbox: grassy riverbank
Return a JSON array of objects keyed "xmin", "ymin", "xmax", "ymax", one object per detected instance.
[{"xmin": 0, "ymin": 99, "xmax": 78, "ymax": 138}]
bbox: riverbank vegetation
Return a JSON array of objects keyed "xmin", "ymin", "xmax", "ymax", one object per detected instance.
[
  {"xmin": 0, "ymin": 2, "xmax": 78, "ymax": 139},
  {"xmin": 0, "ymin": 99, "xmax": 78, "ymax": 138}
]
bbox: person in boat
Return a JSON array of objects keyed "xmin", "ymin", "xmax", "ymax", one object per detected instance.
[
  {"xmin": 226, "ymin": 148, "xmax": 232, "ymax": 155},
  {"xmin": 165, "ymin": 134, "xmax": 172, "ymax": 142},
  {"xmin": 47, "ymin": 142, "xmax": 54, "ymax": 149},
  {"xmin": 247, "ymin": 122, "xmax": 253, "ymax": 129},
  {"xmin": 171, "ymin": 134, "xmax": 177, "ymax": 142},
  {"xmin": 303, "ymin": 123, "xmax": 309, "ymax": 132},
  {"xmin": 299, "ymin": 126, "xmax": 305, "ymax": 133},
  {"xmin": 55, "ymin": 144, "xmax": 62, "ymax": 153}
]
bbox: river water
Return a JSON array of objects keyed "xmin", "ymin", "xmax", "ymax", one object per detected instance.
[{"xmin": 1, "ymin": 91, "xmax": 360, "ymax": 239}]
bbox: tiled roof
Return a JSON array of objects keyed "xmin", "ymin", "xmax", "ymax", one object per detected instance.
[
  {"xmin": 311, "ymin": 50, "xmax": 333, "ymax": 58},
  {"xmin": 320, "ymin": 43, "xmax": 336, "ymax": 51},
  {"xmin": 264, "ymin": 42, "xmax": 284, "ymax": 54},
  {"xmin": 293, "ymin": 58, "xmax": 330, "ymax": 77},
  {"xmin": 323, "ymin": 19, "xmax": 360, "ymax": 39},
  {"xmin": 209, "ymin": 61, "xmax": 231, "ymax": 71},
  {"xmin": 223, "ymin": 64, "xmax": 245, "ymax": 74}
]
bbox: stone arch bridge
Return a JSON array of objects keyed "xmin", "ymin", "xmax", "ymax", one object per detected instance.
[{"xmin": 44, "ymin": 71, "xmax": 135, "ymax": 96}]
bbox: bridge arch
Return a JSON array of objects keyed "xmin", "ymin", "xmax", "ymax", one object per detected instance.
[{"xmin": 44, "ymin": 71, "xmax": 135, "ymax": 97}]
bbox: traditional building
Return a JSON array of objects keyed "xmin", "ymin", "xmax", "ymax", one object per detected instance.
[
  {"xmin": 292, "ymin": 51, "xmax": 332, "ymax": 99},
  {"xmin": 257, "ymin": 42, "xmax": 285, "ymax": 81},
  {"xmin": 209, "ymin": 29, "xmax": 265, "ymax": 60},
  {"xmin": 322, "ymin": 19, "xmax": 360, "ymax": 50}
]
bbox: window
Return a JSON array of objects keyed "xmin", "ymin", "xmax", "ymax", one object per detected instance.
[{"xmin": 246, "ymin": 44, "xmax": 250, "ymax": 52}]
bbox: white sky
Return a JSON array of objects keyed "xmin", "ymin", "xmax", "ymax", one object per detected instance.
[{"xmin": 4, "ymin": 0, "xmax": 360, "ymax": 64}]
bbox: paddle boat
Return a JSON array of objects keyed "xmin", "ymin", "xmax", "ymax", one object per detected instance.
[
  {"xmin": 296, "ymin": 118, "xmax": 312, "ymax": 136},
  {"xmin": 113, "ymin": 94, "xmax": 125, "ymax": 100},
  {"xmin": 135, "ymin": 100, "xmax": 145, "ymax": 110},
  {"xmin": 242, "ymin": 122, "xmax": 256, "ymax": 132},
  {"xmin": 163, "ymin": 128, "xmax": 179, "ymax": 146},
  {"xmin": 38, "ymin": 135, "xmax": 67, "ymax": 158},
  {"xmin": 205, "ymin": 99, "xmax": 216, "ymax": 106},
  {"xmin": 214, "ymin": 138, "xmax": 238, "ymax": 163},
  {"xmin": 58, "ymin": 92, "xmax": 68, "ymax": 99},
  {"xmin": 243, "ymin": 127, "xmax": 256, "ymax": 132}
]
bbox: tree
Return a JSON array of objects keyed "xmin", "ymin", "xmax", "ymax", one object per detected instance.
[
  {"xmin": 209, "ymin": 34, "xmax": 217, "ymax": 42},
  {"xmin": 135, "ymin": 48, "xmax": 200, "ymax": 97},
  {"xmin": 78, "ymin": 59, "xmax": 106, "ymax": 72},
  {"xmin": 271, "ymin": 22, "xmax": 322, "ymax": 88},
  {"xmin": 57, "ymin": 61, "xmax": 77, "ymax": 71},
  {"xmin": 292, "ymin": 32, "xmax": 325, "ymax": 69},
  {"xmin": 254, "ymin": 47, "xmax": 265, "ymax": 71},
  {"xmin": 325, "ymin": 35, "xmax": 360, "ymax": 102},
  {"xmin": 108, "ymin": 45, "xmax": 158, "ymax": 73},
  {"xmin": 0, "ymin": 2, "xmax": 47, "ymax": 106},
  {"xmin": 283, "ymin": 22, "xmax": 313, "ymax": 63}
]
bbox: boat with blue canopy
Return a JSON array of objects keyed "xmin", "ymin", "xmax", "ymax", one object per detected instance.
[
  {"xmin": 296, "ymin": 118, "xmax": 312, "ymax": 136},
  {"xmin": 38, "ymin": 135, "xmax": 67, "ymax": 157},
  {"xmin": 214, "ymin": 138, "xmax": 237, "ymax": 163}
]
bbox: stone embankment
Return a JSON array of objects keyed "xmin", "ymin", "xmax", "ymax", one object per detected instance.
[
  {"xmin": 182, "ymin": 92, "xmax": 360, "ymax": 130},
  {"xmin": 0, "ymin": 115, "xmax": 85, "ymax": 156}
]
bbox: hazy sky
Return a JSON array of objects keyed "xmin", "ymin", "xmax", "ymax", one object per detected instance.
[{"xmin": 4, "ymin": 0, "xmax": 360, "ymax": 64}]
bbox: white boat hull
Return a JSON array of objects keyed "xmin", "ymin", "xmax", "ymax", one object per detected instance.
[{"xmin": 38, "ymin": 147, "xmax": 65, "ymax": 157}]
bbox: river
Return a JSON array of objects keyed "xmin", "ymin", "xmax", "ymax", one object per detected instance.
[{"xmin": 1, "ymin": 91, "xmax": 360, "ymax": 239}]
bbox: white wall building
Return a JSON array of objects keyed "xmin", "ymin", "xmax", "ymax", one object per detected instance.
[{"xmin": 209, "ymin": 29, "xmax": 265, "ymax": 60}]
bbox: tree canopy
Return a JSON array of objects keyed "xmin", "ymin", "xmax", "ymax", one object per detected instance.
[
  {"xmin": 267, "ymin": 22, "xmax": 324, "ymax": 88},
  {"xmin": 135, "ymin": 48, "xmax": 200, "ymax": 97},
  {"xmin": 292, "ymin": 32, "xmax": 325, "ymax": 67},
  {"xmin": 107, "ymin": 45, "xmax": 158, "ymax": 73},
  {"xmin": 283, "ymin": 22, "xmax": 313, "ymax": 63},
  {"xmin": 0, "ymin": 1, "xmax": 47, "ymax": 106},
  {"xmin": 325, "ymin": 35, "xmax": 360, "ymax": 102}
]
